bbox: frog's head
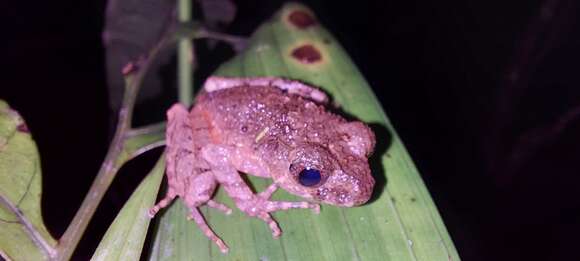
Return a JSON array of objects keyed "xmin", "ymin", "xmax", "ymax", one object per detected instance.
[{"xmin": 276, "ymin": 121, "xmax": 376, "ymax": 207}]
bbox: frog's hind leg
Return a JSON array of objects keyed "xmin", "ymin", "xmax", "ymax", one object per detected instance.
[
  {"xmin": 149, "ymin": 103, "xmax": 192, "ymax": 217},
  {"xmin": 148, "ymin": 189, "xmax": 177, "ymax": 218},
  {"xmin": 149, "ymin": 104, "xmax": 231, "ymax": 253},
  {"xmin": 187, "ymin": 207, "xmax": 229, "ymax": 253},
  {"xmin": 183, "ymin": 171, "xmax": 231, "ymax": 253}
]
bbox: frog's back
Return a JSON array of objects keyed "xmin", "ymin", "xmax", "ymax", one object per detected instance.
[{"xmin": 194, "ymin": 84, "xmax": 346, "ymax": 149}]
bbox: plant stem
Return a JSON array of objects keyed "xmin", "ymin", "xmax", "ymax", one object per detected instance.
[
  {"xmin": 54, "ymin": 77, "xmax": 136, "ymax": 261},
  {"xmin": 197, "ymin": 27, "xmax": 248, "ymax": 52},
  {"xmin": 54, "ymin": 33, "xmax": 171, "ymax": 261},
  {"xmin": 126, "ymin": 122, "xmax": 166, "ymax": 137},
  {"xmin": 178, "ymin": 0, "xmax": 194, "ymax": 106},
  {"xmin": 53, "ymin": 2, "xmax": 217, "ymax": 256}
]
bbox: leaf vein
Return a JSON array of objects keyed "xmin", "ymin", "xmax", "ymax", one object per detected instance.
[{"xmin": 16, "ymin": 159, "xmax": 39, "ymax": 208}]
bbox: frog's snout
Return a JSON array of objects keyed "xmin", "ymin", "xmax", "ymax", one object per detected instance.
[{"xmin": 316, "ymin": 169, "xmax": 374, "ymax": 207}]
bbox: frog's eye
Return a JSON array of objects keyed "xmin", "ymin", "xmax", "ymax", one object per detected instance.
[{"xmin": 298, "ymin": 167, "xmax": 321, "ymax": 187}]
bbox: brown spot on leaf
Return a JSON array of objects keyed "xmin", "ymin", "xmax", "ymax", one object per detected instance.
[
  {"xmin": 17, "ymin": 122, "xmax": 29, "ymax": 133},
  {"xmin": 291, "ymin": 44, "xmax": 322, "ymax": 64},
  {"xmin": 288, "ymin": 10, "xmax": 317, "ymax": 29}
]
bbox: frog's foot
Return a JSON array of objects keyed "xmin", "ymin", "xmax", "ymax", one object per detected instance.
[
  {"xmin": 187, "ymin": 207, "xmax": 229, "ymax": 253},
  {"xmin": 241, "ymin": 184, "xmax": 319, "ymax": 237},
  {"xmin": 148, "ymin": 189, "xmax": 177, "ymax": 218},
  {"xmin": 243, "ymin": 200, "xmax": 319, "ymax": 238},
  {"xmin": 207, "ymin": 199, "xmax": 233, "ymax": 215}
]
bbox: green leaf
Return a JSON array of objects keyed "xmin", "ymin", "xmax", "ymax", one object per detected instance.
[
  {"xmin": 0, "ymin": 100, "xmax": 57, "ymax": 260},
  {"xmin": 91, "ymin": 154, "xmax": 165, "ymax": 261},
  {"xmin": 149, "ymin": 2, "xmax": 459, "ymax": 260}
]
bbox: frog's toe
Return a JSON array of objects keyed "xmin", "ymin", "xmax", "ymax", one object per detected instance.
[
  {"xmin": 312, "ymin": 204, "xmax": 321, "ymax": 214},
  {"xmin": 263, "ymin": 200, "xmax": 318, "ymax": 212},
  {"xmin": 147, "ymin": 208, "xmax": 157, "ymax": 218},
  {"xmin": 207, "ymin": 199, "xmax": 233, "ymax": 215},
  {"xmin": 258, "ymin": 212, "xmax": 282, "ymax": 238},
  {"xmin": 216, "ymin": 239, "xmax": 229, "ymax": 254}
]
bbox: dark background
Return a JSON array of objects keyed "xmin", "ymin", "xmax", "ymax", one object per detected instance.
[{"xmin": 3, "ymin": 0, "xmax": 580, "ymax": 260}]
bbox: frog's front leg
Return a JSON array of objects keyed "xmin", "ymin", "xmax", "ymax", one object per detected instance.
[
  {"xmin": 252, "ymin": 183, "xmax": 321, "ymax": 237},
  {"xmin": 201, "ymin": 144, "xmax": 320, "ymax": 237}
]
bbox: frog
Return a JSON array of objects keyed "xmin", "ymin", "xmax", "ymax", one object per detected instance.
[{"xmin": 148, "ymin": 76, "xmax": 376, "ymax": 253}]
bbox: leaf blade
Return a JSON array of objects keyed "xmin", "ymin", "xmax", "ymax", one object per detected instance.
[
  {"xmin": 0, "ymin": 100, "xmax": 57, "ymax": 260},
  {"xmin": 149, "ymin": 3, "xmax": 460, "ymax": 261},
  {"xmin": 91, "ymin": 154, "xmax": 166, "ymax": 261}
]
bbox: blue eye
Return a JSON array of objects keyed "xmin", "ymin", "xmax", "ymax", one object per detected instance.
[{"xmin": 298, "ymin": 168, "xmax": 321, "ymax": 187}]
